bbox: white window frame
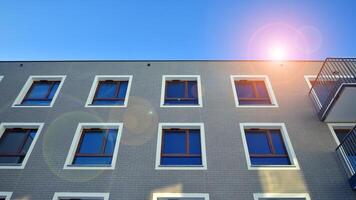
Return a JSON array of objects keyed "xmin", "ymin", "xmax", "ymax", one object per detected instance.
[
  {"xmin": 63, "ymin": 123, "xmax": 123, "ymax": 170},
  {"xmin": 304, "ymin": 75, "xmax": 322, "ymax": 109},
  {"xmin": 240, "ymin": 123, "xmax": 300, "ymax": 170},
  {"xmin": 12, "ymin": 75, "xmax": 66, "ymax": 107},
  {"xmin": 85, "ymin": 75, "xmax": 133, "ymax": 108},
  {"xmin": 155, "ymin": 123, "xmax": 207, "ymax": 170},
  {"xmin": 253, "ymin": 193, "xmax": 311, "ymax": 200},
  {"xmin": 52, "ymin": 192, "xmax": 109, "ymax": 200},
  {"xmin": 153, "ymin": 193, "xmax": 209, "ymax": 200},
  {"xmin": 0, "ymin": 122, "xmax": 44, "ymax": 169},
  {"xmin": 0, "ymin": 192, "xmax": 12, "ymax": 200},
  {"xmin": 160, "ymin": 75, "xmax": 203, "ymax": 108},
  {"xmin": 327, "ymin": 123, "xmax": 355, "ymax": 145},
  {"xmin": 230, "ymin": 75, "xmax": 278, "ymax": 108}
]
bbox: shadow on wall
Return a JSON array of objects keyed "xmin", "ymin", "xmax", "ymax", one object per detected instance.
[{"xmin": 257, "ymin": 170, "xmax": 308, "ymax": 193}]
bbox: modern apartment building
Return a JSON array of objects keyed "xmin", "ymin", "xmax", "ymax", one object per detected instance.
[{"xmin": 0, "ymin": 58, "xmax": 355, "ymax": 200}]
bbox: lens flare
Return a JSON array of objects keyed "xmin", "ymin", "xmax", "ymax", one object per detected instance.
[
  {"xmin": 269, "ymin": 45, "xmax": 288, "ymax": 61},
  {"xmin": 247, "ymin": 22, "xmax": 312, "ymax": 60}
]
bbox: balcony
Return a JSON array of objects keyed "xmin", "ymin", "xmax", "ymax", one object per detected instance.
[
  {"xmin": 336, "ymin": 125, "xmax": 356, "ymax": 190},
  {"xmin": 309, "ymin": 58, "xmax": 356, "ymax": 122}
]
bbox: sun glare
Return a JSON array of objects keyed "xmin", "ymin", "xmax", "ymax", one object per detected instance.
[
  {"xmin": 246, "ymin": 22, "xmax": 322, "ymax": 60},
  {"xmin": 269, "ymin": 45, "xmax": 287, "ymax": 61}
]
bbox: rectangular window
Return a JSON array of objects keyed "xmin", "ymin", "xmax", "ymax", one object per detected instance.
[
  {"xmin": 235, "ymin": 80, "xmax": 271, "ymax": 105},
  {"xmin": 0, "ymin": 128, "xmax": 38, "ymax": 164},
  {"xmin": 64, "ymin": 123, "xmax": 123, "ymax": 170},
  {"xmin": 73, "ymin": 128, "xmax": 118, "ymax": 165},
  {"xmin": 161, "ymin": 75, "xmax": 202, "ymax": 107},
  {"xmin": 327, "ymin": 123, "xmax": 355, "ymax": 145},
  {"xmin": 161, "ymin": 128, "xmax": 202, "ymax": 166},
  {"xmin": 92, "ymin": 80, "xmax": 128, "ymax": 105},
  {"xmin": 156, "ymin": 123, "xmax": 207, "ymax": 170},
  {"xmin": 0, "ymin": 123, "xmax": 43, "ymax": 169},
  {"xmin": 158, "ymin": 198, "xmax": 206, "ymax": 200},
  {"xmin": 333, "ymin": 128, "xmax": 351, "ymax": 142},
  {"xmin": 240, "ymin": 123, "xmax": 299, "ymax": 170},
  {"xmin": 13, "ymin": 76, "xmax": 66, "ymax": 107},
  {"xmin": 165, "ymin": 80, "xmax": 198, "ymax": 105},
  {"xmin": 59, "ymin": 198, "xmax": 104, "ymax": 200},
  {"xmin": 258, "ymin": 198, "xmax": 307, "ymax": 200},
  {"xmin": 22, "ymin": 80, "xmax": 60, "ymax": 105},
  {"xmin": 305, "ymin": 75, "xmax": 342, "ymax": 109},
  {"xmin": 153, "ymin": 193, "xmax": 209, "ymax": 200},
  {"xmin": 59, "ymin": 197, "xmax": 103, "ymax": 200},
  {"xmin": 86, "ymin": 75, "xmax": 132, "ymax": 107},
  {"xmin": 245, "ymin": 129, "xmax": 290, "ymax": 165},
  {"xmin": 231, "ymin": 75, "xmax": 278, "ymax": 107},
  {"xmin": 0, "ymin": 192, "xmax": 12, "ymax": 200},
  {"xmin": 52, "ymin": 193, "xmax": 109, "ymax": 200},
  {"xmin": 253, "ymin": 193, "xmax": 311, "ymax": 200}
]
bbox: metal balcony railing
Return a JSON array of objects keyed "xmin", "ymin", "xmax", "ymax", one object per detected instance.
[
  {"xmin": 336, "ymin": 125, "xmax": 356, "ymax": 189},
  {"xmin": 309, "ymin": 58, "xmax": 356, "ymax": 121}
]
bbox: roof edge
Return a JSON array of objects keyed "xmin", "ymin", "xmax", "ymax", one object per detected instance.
[{"xmin": 0, "ymin": 59, "xmax": 324, "ymax": 63}]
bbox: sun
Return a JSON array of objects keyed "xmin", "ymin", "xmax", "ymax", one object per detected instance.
[{"xmin": 269, "ymin": 45, "xmax": 288, "ymax": 61}]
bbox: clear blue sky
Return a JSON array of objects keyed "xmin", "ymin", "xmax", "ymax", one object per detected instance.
[{"xmin": 1, "ymin": 0, "xmax": 356, "ymax": 60}]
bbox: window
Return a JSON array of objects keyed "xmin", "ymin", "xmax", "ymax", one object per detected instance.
[
  {"xmin": 304, "ymin": 75, "xmax": 317, "ymax": 89},
  {"xmin": 64, "ymin": 123, "xmax": 123, "ymax": 170},
  {"xmin": 304, "ymin": 75, "xmax": 343, "ymax": 109},
  {"xmin": 0, "ymin": 192, "xmax": 12, "ymax": 200},
  {"xmin": 161, "ymin": 75, "xmax": 203, "ymax": 107},
  {"xmin": 253, "ymin": 193, "xmax": 311, "ymax": 200},
  {"xmin": 333, "ymin": 129, "xmax": 351, "ymax": 142},
  {"xmin": 0, "ymin": 76, "xmax": 3, "ymax": 82},
  {"xmin": 153, "ymin": 193, "xmax": 209, "ymax": 200},
  {"xmin": 327, "ymin": 123, "xmax": 355, "ymax": 145},
  {"xmin": 305, "ymin": 75, "xmax": 322, "ymax": 109},
  {"xmin": 156, "ymin": 123, "xmax": 207, "ymax": 170},
  {"xmin": 85, "ymin": 75, "xmax": 132, "ymax": 107},
  {"xmin": 231, "ymin": 75, "xmax": 278, "ymax": 107},
  {"xmin": 13, "ymin": 76, "xmax": 66, "ymax": 107},
  {"xmin": 240, "ymin": 123, "xmax": 299, "ymax": 170},
  {"xmin": 52, "ymin": 192, "xmax": 109, "ymax": 200},
  {"xmin": 0, "ymin": 123, "xmax": 43, "ymax": 169}
]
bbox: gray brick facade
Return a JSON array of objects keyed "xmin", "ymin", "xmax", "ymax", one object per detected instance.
[{"xmin": 0, "ymin": 61, "xmax": 355, "ymax": 199}]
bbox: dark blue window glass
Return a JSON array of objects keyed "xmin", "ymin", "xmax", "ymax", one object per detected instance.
[
  {"xmin": 311, "ymin": 80, "xmax": 337, "ymax": 105},
  {"xmin": 164, "ymin": 80, "xmax": 199, "ymax": 105},
  {"xmin": 0, "ymin": 128, "xmax": 37, "ymax": 164},
  {"xmin": 160, "ymin": 129, "xmax": 202, "ymax": 166},
  {"xmin": 159, "ymin": 198, "xmax": 206, "ymax": 200},
  {"xmin": 271, "ymin": 130, "xmax": 288, "ymax": 154},
  {"xmin": 235, "ymin": 80, "xmax": 271, "ymax": 105},
  {"xmin": 162, "ymin": 130, "xmax": 186, "ymax": 154},
  {"xmin": 166, "ymin": 82, "xmax": 185, "ymax": 98},
  {"xmin": 66, "ymin": 197, "xmax": 102, "ymax": 200},
  {"xmin": 104, "ymin": 129, "xmax": 118, "ymax": 155},
  {"xmin": 73, "ymin": 128, "xmax": 118, "ymax": 165},
  {"xmin": 246, "ymin": 130, "xmax": 271, "ymax": 154},
  {"xmin": 245, "ymin": 129, "xmax": 291, "ymax": 166},
  {"xmin": 189, "ymin": 130, "xmax": 201, "ymax": 154},
  {"xmin": 21, "ymin": 81, "xmax": 60, "ymax": 106},
  {"xmin": 92, "ymin": 80, "xmax": 128, "ymax": 105},
  {"xmin": 334, "ymin": 128, "xmax": 351, "ymax": 142},
  {"xmin": 67, "ymin": 199, "xmax": 103, "ymax": 200},
  {"xmin": 187, "ymin": 81, "xmax": 198, "ymax": 99},
  {"xmin": 78, "ymin": 131, "xmax": 104, "ymax": 154},
  {"xmin": 250, "ymin": 157, "xmax": 291, "ymax": 165}
]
